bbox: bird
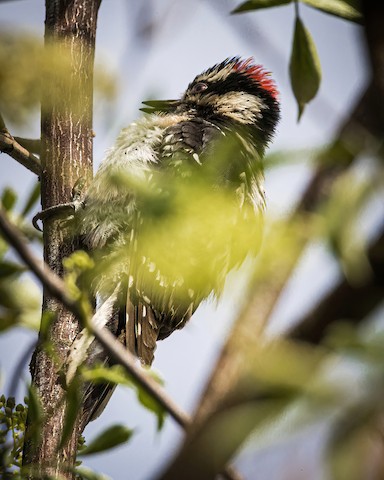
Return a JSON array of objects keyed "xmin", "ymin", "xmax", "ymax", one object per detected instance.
[{"xmin": 74, "ymin": 57, "xmax": 280, "ymax": 423}]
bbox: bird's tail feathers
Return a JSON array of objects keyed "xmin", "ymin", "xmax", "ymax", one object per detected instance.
[{"xmin": 126, "ymin": 294, "xmax": 159, "ymax": 366}]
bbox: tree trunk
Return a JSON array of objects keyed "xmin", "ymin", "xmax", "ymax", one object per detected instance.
[{"xmin": 22, "ymin": 1, "xmax": 101, "ymax": 478}]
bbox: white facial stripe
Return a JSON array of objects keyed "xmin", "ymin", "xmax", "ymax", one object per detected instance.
[{"xmin": 192, "ymin": 91, "xmax": 265, "ymax": 124}]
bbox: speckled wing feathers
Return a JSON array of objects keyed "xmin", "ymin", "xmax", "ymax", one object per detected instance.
[
  {"xmin": 125, "ymin": 117, "xmax": 224, "ymax": 364},
  {"xmin": 161, "ymin": 118, "xmax": 221, "ymax": 159}
]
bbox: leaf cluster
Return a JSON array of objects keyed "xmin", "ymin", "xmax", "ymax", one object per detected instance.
[
  {"xmin": 0, "ymin": 32, "xmax": 116, "ymax": 127},
  {"xmin": 232, "ymin": 0, "xmax": 363, "ymax": 119},
  {"xmin": 0, "ymin": 395, "xmax": 27, "ymax": 478},
  {"xmin": 0, "ymin": 184, "xmax": 42, "ymax": 332}
]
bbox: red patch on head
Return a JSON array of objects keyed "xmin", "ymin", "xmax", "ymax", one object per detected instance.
[{"xmin": 233, "ymin": 57, "xmax": 279, "ymax": 101}]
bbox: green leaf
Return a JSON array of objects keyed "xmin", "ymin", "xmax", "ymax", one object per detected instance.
[
  {"xmin": 289, "ymin": 16, "xmax": 322, "ymax": 120},
  {"xmin": 232, "ymin": 0, "xmax": 291, "ymax": 13},
  {"xmin": 74, "ymin": 466, "xmax": 111, "ymax": 480},
  {"xmin": 0, "ymin": 261, "xmax": 25, "ymax": 278},
  {"xmin": 79, "ymin": 424, "xmax": 134, "ymax": 456},
  {"xmin": 301, "ymin": 0, "xmax": 363, "ymax": 24},
  {"xmin": 328, "ymin": 406, "xmax": 374, "ymax": 480},
  {"xmin": 81, "ymin": 366, "xmax": 166, "ymax": 429},
  {"xmin": 231, "ymin": 0, "xmax": 292, "ymax": 13},
  {"xmin": 22, "ymin": 182, "xmax": 40, "ymax": 216},
  {"xmin": 25, "ymin": 384, "xmax": 43, "ymax": 444},
  {"xmin": 0, "ymin": 237, "xmax": 8, "ymax": 259},
  {"xmin": 81, "ymin": 365, "xmax": 132, "ymax": 386},
  {"xmin": 39, "ymin": 311, "xmax": 56, "ymax": 342},
  {"xmin": 135, "ymin": 373, "xmax": 166, "ymax": 431},
  {"xmin": 1, "ymin": 188, "xmax": 17, "ymax": 211},
  {"xmin": 0, "ymin": 316, "xmax": 15, "ymax": 331},
  {"xmin": 59, "ymin": 378, "xmax": 82, "ymax": 450}
]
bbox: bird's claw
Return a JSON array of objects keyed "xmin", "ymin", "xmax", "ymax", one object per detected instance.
[{"xmin": 32, "ymin": 200, "xmax": 83, "ymax": 232}]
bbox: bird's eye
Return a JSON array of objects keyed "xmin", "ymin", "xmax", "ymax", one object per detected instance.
[{"xmin": 192, "ymin": 82, "xmax": 208, "ymax": 93}]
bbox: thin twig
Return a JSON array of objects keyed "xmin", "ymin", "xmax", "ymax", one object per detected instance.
[
  {"xmin": 0, "ymin": 114, "xmax": 41, "ymax": 175},
  {"xmin": 13, "ymin": 137, "xmax": 41, "ymax": 156}
]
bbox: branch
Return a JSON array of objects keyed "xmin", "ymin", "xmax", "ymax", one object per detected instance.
[
  {"xmin": 0, "ymin": 206, "xmax": 242, "ymax": 480},
  {"xmin": 13, "ymin": 137, "xmax": 41, "ymax": 156},
  {"xmin": 157, "ymin": 80, "xmax": 383, "ymax": 479},
  {"xmin": 0, "ymin": 206, "xmax": 189, "ymax": 427},
  {"xmin": 189, "ymin": 80, "xmax": 380, "ymax": 431},
  {"xmin": 0, "ymin": 113, "xmax": 41, "ymax": 176},
  {"xmin": 288, "ymin": 218, "xmax": 384, "ymax": 343}
]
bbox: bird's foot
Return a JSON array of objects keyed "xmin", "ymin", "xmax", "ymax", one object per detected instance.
[{"xmin": 32, "ymin": 177, "xmax": 87, "ymax": 231}]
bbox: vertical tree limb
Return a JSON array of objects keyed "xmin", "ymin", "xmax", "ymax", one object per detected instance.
[{"xmin": 22, "ymin": 1, "xmax": 101, "ymax": 478}]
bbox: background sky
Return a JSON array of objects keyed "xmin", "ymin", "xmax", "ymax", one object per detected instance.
[{"xmin": 0, "ymin": 1, "xmax": 368, "ymax": 479}]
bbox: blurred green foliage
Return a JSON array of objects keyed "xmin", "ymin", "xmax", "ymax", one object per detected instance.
[
  {"xmin": 1, "ymin": 1, "xmax": 383, "ymax": 478},
  {"xmin": 0, "ymin": 395, "xmax": 27, "ymax": 478},
  {"xmin": 0, "ymin": 32, "xmax": 116, "ymax": 127},
  {"xmin": 81, "ymin": 364, "xmax": 166, "ymax": 430},
  {"xmin": 79, "ymin": 424, "xmax": 133, "ymax": 456},
  {"xmin": 0, "ymin": 184, "xmax": 42, "ymax": 333}
]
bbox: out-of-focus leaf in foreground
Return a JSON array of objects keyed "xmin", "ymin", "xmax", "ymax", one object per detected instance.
[
  {"xmin": 0, "ymin": 32, "xmax": 116, "ymax": 126},
  {"xmin": 1, "ymin": 187, "xmax": 17, "ymax": 212},
  {"xmin": 79, "ymin": 424, "xmax": 134, "ymax": 456},
  {"xmin": 74, "ymin": 466, "xmax": 111, "ymax": 480},
  {"xmin": 0, "ymin": 276, "xmax": 41, "ymax": 331},
  {"xmin": 315, "ymin": 170, "xmax": 381, "ymax": 283},
  {"xmin": 59, "ymin": 377, "xmax": 83, "ymax": 450},
  {"xmin": 81, "ymin": 365, "xmax": 132, "ymax": 387},
  {"xmin": 83, "ymin": 135, "xmax": 265, "ymax": 314},
  {"xmin": 81, "ymin": 365, "xmax": 166, "ymax": 430},
  {"xmin": 21, "ymin": 182, "xmax": 40, "ymax": 217},
  {"xmin": 136, "ymin": 369, "xmax": 166, "ymax": 431}
]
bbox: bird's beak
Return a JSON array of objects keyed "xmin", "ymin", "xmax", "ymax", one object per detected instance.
[{"xmin": 140, "ymin": 99, "xmax": 181, "ymax": 114}]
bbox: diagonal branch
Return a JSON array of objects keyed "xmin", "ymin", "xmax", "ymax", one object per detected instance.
[
  {"xmin": 157, "ymin": 80, "xmax": 383, "ymax": 479},
  {"xmin": 0, "ymin": 206, "xmax": 188, "ymax": 427},
  {"xmin": 0, "ymin": 207, "xmax": 241, "ymax": 480},
  {"xmin": 13, "ymin": 137, "xmax": 41, "ymax": 156},
  {"xmin": 0, "ymin": 113, "xmax": 41, "ymax": 175},
  {"xmin": 289, "ymin": 230, "xmax": 384, "ymax": 344},
  {"xmin": 187, "ymin": 79, "xmax": 380, "ymax": 432}
]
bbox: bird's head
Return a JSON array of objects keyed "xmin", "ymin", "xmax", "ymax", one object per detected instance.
[{"xmin": 142, "ymin": 57, "xmax": 280, "ymax": 147}]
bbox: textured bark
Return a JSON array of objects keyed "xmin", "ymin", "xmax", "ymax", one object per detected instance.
[{"xmin": 22, "ymin": 1, "xmax": 101, "ymax": 478}]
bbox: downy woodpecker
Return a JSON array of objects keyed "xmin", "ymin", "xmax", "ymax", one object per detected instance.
[{"xmin": 76, "ymin": 57, "xmax": 279, "ymax": 420}]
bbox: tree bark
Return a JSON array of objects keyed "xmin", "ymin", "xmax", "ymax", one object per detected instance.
[{"xmin": 22, "ymin": 1, "xmax": 101, "ymax": 478}]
